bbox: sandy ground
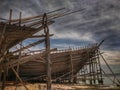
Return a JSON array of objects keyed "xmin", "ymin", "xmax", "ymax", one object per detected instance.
[{"xmin": 0, "ymin": 83, "xmax": 120, "ymax": 90}]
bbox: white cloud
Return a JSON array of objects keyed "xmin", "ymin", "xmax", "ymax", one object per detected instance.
[
  {"xmin": 50, "ymin": 26, "xmax": 95, "ymax": 42},
  {"xmin": 101, "ymin": 50, "xmax": 120, "ymax": 65},
  {"xmin": 53, "ymin": 43, "xmax": 82, "ymax": 49}
]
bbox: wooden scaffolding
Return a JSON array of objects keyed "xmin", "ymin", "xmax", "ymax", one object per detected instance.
[
  {"xmin": 0, "ymin": 9, "xmax": 119, "ymax": 90},
  {"xmin": 77, "ymin": 47, "xmax": 103, "ymax": 85}
]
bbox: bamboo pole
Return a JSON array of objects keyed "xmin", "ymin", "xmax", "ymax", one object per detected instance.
[
  {"xmin": 16, "ymin": 11, "xmax": 22, "ymax": 83},
  {"xmin": 11, "ymin": 67, "xmax": 29, "ymax": 90},
  {"xmin": 97, "ymin": 49, "xmax": 103, "ymax": 84},
  {"xmin": 43, "ymin": 13, "xmax": 52, "ymax": 90},
  {"xmin": 69, "ymin": 50, "xmax": 73, "ymax": 83},
  {"xmin": 100, "ymin": 53, "xmax": 120, "ymax": 84}
]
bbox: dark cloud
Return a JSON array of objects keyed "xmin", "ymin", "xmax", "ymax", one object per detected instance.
[{"xmin": 0, "ymin": 0, "xmax": 120, "ymax": 51}]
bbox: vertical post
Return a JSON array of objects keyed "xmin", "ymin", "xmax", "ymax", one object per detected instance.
[
  {"xmin": 69, "ymin": 50, "xmax": 73, "ymax": 83},
  {"xmin": 2, "ymin": 67, "xmax": 6, "ymax": 90},
  {"xmin": 95, "ymin": 55, "xmax": 99, "ymax": 84},
  {"xmin": 0, "ymin": 69, "xmax": 2, "ymax": 82},
  {"xmin": 43, "ymin": 13, "xmax": 51, "ymax": 90},
  {"xmin": 97, "ymin": 49, "xmax": 103, "ymax": 85},
  {"xmin": 12, "ymin": 67, "xmax": 28, "ymax": 90},
  {"xmin": 83, "ymin": 65, "xmax": 86, "ymax": 84},
  {"xmin": 9, "ymin": 9, "xmax": 12, "ymax": 24},
  {"xmin": 93, "ymin": 59, "xmax": 96, "ymax": 84},
  {"xmin": 88, "ymin": 51, "xmax": 92, "ymax": 85},
  {"xmin": 19, "ymin": 12, "xmax": 22, "ymax": 26},
  {"xmin": 92, "ymin": 58, "xmax": 96, "ymax": 84},
  {"xmin": 16, "ymin": 12, "xmax": 22, "ymax": 83},
  {"xmin": 85, "ymin": 64, "xmax": 88, "ymax": 84}
]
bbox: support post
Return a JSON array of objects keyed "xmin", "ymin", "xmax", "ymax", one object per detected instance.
[
  {"xmin": 0, "ymin": 69, "xmax": 2, "ymax": 82},
  {"xmin": 16, "ymin": 11, "xmax": 22, "ymax": 83},
  {"xmin": 9, "ymin": 9, "xmax": 12, "ymax": 24},
  {"xmin": 19, "ymin": 12, "xmax": 22, "ymax": 26},
  {"xmin": 69, "ymin": 50, "xmax": 73, "ymax": 83},
  {"xmin": 43, "ymin": 13, "xmax": 51, "ymax": 90},
  {"xmin": 12, "ymin": 67, "xmax": 28, "ymax": 90},
  {"xmin": 88, "ymin": 51, "xmax": 92, "ymax": 85},
  {"xmin": 83, "ymin": 65, "xmax": 86, "ymax": 84},
  {"xmin": 2, "ymin": 69, "xmax": 6, "ymax": 90},
  {"xmin": 93, "ymin": 59, "xmax": 96, "ymax": 84},
  {"xmin": 97, "ymin": 49, "xmax": 103, "ymax": 85}
]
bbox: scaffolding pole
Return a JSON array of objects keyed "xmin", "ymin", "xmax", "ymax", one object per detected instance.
[{"xmin": 43, "ymin": 13, "xmax": 52, "ymax": 90}]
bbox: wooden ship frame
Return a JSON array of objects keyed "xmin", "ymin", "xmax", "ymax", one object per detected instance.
[{"xmin": 0, "ymin": 9, "xmax": 119, "ymax": 90}]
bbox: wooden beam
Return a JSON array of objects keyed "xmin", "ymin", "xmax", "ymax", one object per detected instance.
[
  {"xmin": 12, "ymin": 39, "xmax": 45, "ymax": 54},
  {"xmin": 69, "ymin": 50, "xmax": 74, "ymax": 83},
  {"xmin": 24, "ymin": 74, "xmax": 46, "ymax": 81},
  {"xmin": 29, "ymin": 34, "xmax": 54, "ymax": 38},
  {"xmin": 43, "ymin": 13, "xmax": 52, "ymax": 90},
  {"xmin": 9, "ymin": 9, "xmax": 12, "ymax": 24},
  {"xmin": 19, "ymin": 12, "xmax": 22, "ymax": 26},
  {"xmin": 28, "ymin": 48, "xmax": 57, "ymax": 53},
  {"xmin": 11, "ymin": 67, "xmax": 29, "ymax": 90},
  {"xmin": 54, "ymin": 72, "xmax": 71, "ymax": 81},
  {"xmin": 8, "ymin": 8, "xmax": 65, "ymax": 23},
  {"xmin": 100, "ymin": 53, "xmax": 120, "ymax": 84},
  {"xmin": 1, "ymin": 69, "xmax": 6, "ymax": 90}
]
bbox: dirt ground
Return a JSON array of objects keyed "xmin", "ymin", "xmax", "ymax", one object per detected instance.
[{"xmin": 0, "ymin": 83, "xmax": 120, "ymax": 90}]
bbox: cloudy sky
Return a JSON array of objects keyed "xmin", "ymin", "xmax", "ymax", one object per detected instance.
[{"xmin": 0, "ymin": 0, "xmax": 120, "ymax": 72}]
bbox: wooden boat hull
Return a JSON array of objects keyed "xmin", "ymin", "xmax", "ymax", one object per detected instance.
[{"xmin": 11, "ymin": 46, "xmax": 97, "ymax": 80}]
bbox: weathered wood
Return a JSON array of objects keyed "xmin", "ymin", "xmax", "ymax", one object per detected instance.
[
  {"xmin": 69, "ymin": 50, "xmax": 73, "ymax": 83},
  {"xmin": 97, "ymin": 49, "xmax": 103, "ymax": 84},
  {"xmin": 29, "ymin": 34, "xmax": 53, "ymax": 38},
  {"xmin": 0, "ymin": 9, "xmax": 105, "ymax": 86},
  {"xmin": 54, "ymin": 71, "xmax": 71, "ymax": 81},
  {"xmin": 9, "ymin": 9, "xmax": 12, "ymax": 24},
  {"xmin": 43, "ymin": 13, "xmax": 52, "ymax": 90},
  {"xmin": 12, "ymin": 39, "xmax": 45, "ymax": 54},
  {"xmin": 2, "ymin": 69, "xmax": 6, "ymax": 90},
  {"xmin": 100, "ymin": 53, "xmax": 120, "ymax": 84},
  {"xmin": 9, "ymin": 8, "xmax": 65, "ymax": 23},
  {"xmin": 11, "ymin": 67, "xmax": 29, "ymax": 90},
  {"xmin": 19, "ymin": 12, "xmax": 22, "ymax": 26},
  {"xmin": 24, "ymin": 75, "xmax": 46, "ymax": 81},
  {"xmin": 0, "ymin": 23, "xmax": 42, "ymax": 51}
]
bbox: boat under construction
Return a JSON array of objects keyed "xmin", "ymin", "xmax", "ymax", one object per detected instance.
[{"xmin": 0, "ymin": 9, "xmax": 120, "ymax": 90}]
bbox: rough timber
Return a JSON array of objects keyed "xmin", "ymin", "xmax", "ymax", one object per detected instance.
[
  {"xmin": 0, "ymin": 9, "xmax": 113, "ymax": 90},
  {"xmin": 8, "ymin": 44, "xmax": 99, "ymax": 78}
]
